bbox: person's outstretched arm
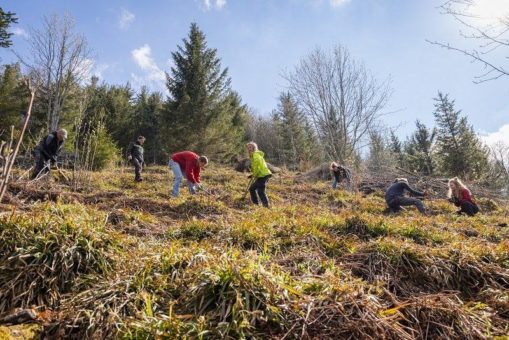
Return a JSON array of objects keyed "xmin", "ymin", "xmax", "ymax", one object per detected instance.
[{"xmin": 403, "ymin": 183, "xmax": 424, "ymax": 197}]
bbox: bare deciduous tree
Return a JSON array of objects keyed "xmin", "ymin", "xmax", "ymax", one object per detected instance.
[
  {"xmin": 490, "ymin": 141, "xmax": 509, "ymax": 186},
  {"xmin": 17, "ymin": 13, "xmax": 92, "ymax": 131},
  {"xmin": 428, "ymin": 0, "xmax": 509, "ymax": 83},
  {"xmin": 285, "ymin": 45, "xmax": 391, "ymax": 163}
]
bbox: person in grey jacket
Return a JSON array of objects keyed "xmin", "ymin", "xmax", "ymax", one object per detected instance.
[
  {"xmin": 31, "ymin": 129, "xmax": 67, "ymax": 179},
  {"xmin": 385, "ymin": 178, "xmax": 427, "ymax": 215},
  {"xmin": 127, "ymin": 136, "xmax": 145, "ymax": 182}
]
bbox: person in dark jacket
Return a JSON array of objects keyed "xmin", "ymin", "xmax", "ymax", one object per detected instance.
[
  {"xmin": 330, "ymin": 162, "xmax": 353, "ymax": 191},
  {"xmin": 31, "ymin": 128, "xmax": 67, "ymax": 179},
  {"xmin": 448, "ymin": 177, "xmax": 479, "ymax": 216},
  {"xmin": 168, "ymin": 151, "xmax": 208, "ymax": 197},
  {"xmin": 385, "ymin": 178, "xmax": 427, "ymax": 215},
  {"xmin": 127, "ymin": 136, "xmax": 145, "ymax": 182}
]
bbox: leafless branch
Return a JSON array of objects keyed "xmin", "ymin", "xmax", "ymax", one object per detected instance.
[{"xmin": 284, "ymin": 45, "xmax": 391, "ymax": 164}]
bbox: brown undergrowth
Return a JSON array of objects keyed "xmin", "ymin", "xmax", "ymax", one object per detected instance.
[{"xmin": 0, "ymin": 166, "xmax": 508, "ymax": 339}]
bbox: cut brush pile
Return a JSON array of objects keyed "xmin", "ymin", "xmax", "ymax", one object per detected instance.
[{"xmin": 0, "ymin": 166, "xmax": 508, "ymax": 339}]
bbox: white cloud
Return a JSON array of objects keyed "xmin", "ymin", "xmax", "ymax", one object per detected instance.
[
  {"xmin": 216, "ymin": 0, "xmax": 226, "ymax": 9},
  {"xmin": 93, "ymin": 63, "xmax": 110, "ymax": 79},
  {"xmin": 131, "ymin": 44, "xmax": 166, "ymax": 90},
  {"xmin": 119, "ymin": 7, "xmax": 135, "ymax": 29},
  {"xmin": 468, "ymin": 0, "xmax": 509, "ymax": 22},
  {"xmin": 481, "ymin": 124, "xmax": 509, "ymax": 147},
  {"xmin": 330, "ymin": 0, "xmax": 350, "ymax": 8},
  {"xmin": 198, "ymin": 0, "xmax": 227, "ymax": 11},
  {"xmin": 11, "ymin": 27, "xmax": 28, "ymax": 38}
]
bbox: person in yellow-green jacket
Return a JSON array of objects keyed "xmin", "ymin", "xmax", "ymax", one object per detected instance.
[{"xmin": 247, "ymin": 141, "xmax": 272, "ymax": 208}]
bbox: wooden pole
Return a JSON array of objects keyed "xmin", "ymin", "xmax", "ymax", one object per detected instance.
[{"xmin": 0, "ymin": 82, "xmax": 36, "ymax": 203}]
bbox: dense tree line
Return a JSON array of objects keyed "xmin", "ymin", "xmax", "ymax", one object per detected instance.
[{"xmin": 0, "ymin": 8, "xmax": 508, "ymax": 192}]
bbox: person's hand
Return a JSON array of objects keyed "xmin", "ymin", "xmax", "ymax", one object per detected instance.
[{"xmin": 127, "ymin": 155, "xmax": 132, "ymax": 161}]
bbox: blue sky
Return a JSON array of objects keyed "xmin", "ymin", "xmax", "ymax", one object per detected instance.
[{"xmin": 2, "ymin": 0, "xmax": 508, "ymax": 143}]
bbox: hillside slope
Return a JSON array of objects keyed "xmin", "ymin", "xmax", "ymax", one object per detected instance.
[{"xmin": 1, "ymin": 166, "xmax": 508, "ymax": 339}]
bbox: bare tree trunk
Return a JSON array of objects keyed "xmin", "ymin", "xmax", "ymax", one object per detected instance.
[
  {"xmin": 285, "ymin": 45, "xmax": 391, "ymax": 164},
  {"xmin": 16, "ymin": 13, "xmax": 91, "ymax": 133}
]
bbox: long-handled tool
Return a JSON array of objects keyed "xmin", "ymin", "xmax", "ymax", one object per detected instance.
[
  {"xmin": 242, "ymin": 177, "xmax": 255, "ymax": 200},
  {"xmin": 29, "ymin": 161, "xmax": 51, "ymax": 182}
]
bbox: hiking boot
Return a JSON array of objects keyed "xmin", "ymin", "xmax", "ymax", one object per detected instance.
[{"xmin": 135, "ymin": 178, "xmax": 143, "ymax": 182}]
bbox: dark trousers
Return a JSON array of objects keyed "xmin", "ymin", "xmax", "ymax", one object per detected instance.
[
  {"xmin": 387, "ymin": 196, "xmax": 426, "ymax": 215},
  {"xmin": 459, "ymin": 201, "xmax": 479, "ymax": 216},
  {"xmin": 132, "ymin": 158, "xmax": 143, "ymax": 181},
  {"xmin": 31, "ymin": 150, "xmax": 50, "ymax": 179},
  {"xmin": 249, "ymin": 175, "xmax": 271, "ymax": 208}
]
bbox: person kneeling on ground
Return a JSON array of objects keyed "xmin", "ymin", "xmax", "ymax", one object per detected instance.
[
  {"xmin": 385, "ymin": 178, "xmax": 427, "ymax": 215},
  {"xmin": 168, "ymin": 151, "xmax": 208, "ymax": 197},
  {"xmin": 247, "ymin": 142, "xmax": 272, "ymax": 208},
  {"xmin": 31, "ymin": 128, "xmax": 67, "ymax": 179},
  {"xmin": 330, "ymin": 162, "xmax": 353, "ymax": 191},
  {"xmin": 448, "ymin": 177, "xmax": 479, "ymax": 216},
  {"xmin": 127, "ymin": 136, "xmax": 146, "ymax": 182}
]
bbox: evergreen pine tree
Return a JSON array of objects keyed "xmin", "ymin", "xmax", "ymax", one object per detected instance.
[
  {"xmin": 433, "ymin": 92, "xmax": 489, "ymax": 180},
  {"xmin": 389, "ymin": 131, "xmax": 405, "ymax": 168},
  {"xmin": 131, "ymin": 87, "xmax": 164, "ymax": 163},
  {"xmin": 367, "ymin": 131, "xmax": 392, "ymax": 171},
  {"xmin": 0, "ymin": 64, "xmax": 28, "ymax": 134},
  {"xmin": 404, "ymin": 120, "xmax": 436, "ymax": 175},
  {"xmin": 0, "ymin": 7, "xmax": 17, "ymax": 48},
  {"xmin": 163, "ymin": 23, "xmax": 245, "ymax": 160},
  {"xmin": 272, "ymin": 92, "xmax": 312, "ymax": 170}
]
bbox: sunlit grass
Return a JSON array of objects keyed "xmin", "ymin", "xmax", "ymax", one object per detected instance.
[{"xmin": 1, "ymin": 165, "xmax": 508, "ymax": 338}]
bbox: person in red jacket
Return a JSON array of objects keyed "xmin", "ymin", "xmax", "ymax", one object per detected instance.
[
  {"xmin": 168, "ymin": 151, "xmax": 208, "ymax": 197},
  {"xmin": 448, "ymin": 177, "xmax": 479, "ymax": 216}
]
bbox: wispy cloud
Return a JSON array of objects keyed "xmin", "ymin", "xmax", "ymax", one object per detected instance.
[
  {"xmin": 198, "ymin": 0, "xmax": 227, "ymax": 11},
  {"xmin": 119, "ymin": 7, "xmax": 135, "ymax": 29},
  {"xmin": 93, "ymin": 63, "xmax": 110, "ymax": 79},
  {"xmin": 329, "ymin": 0, "xmax": 351, "ymax": 8},
  {"xmin": 11, "ymin": 27, "xmax": 28, "ymax": 38},
  {"xmin": 481, "ymin": 124, "xmax": 509, "ymax": 147},
  {"xmin": 131, "ymin": 44, "xmax": 165, "ymax": 90}
]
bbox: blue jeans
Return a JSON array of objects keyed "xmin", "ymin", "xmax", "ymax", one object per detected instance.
[
  {"xmin": 169, "ymin": 159, "xmax": 196, "ymax": 197},
  {"xmin": 332, "ymin": 178, "xmax": 338, "ymax": 189},
  {"xmin": 332, "ymin": 178, "xmax": 353, "ymax": 191}
]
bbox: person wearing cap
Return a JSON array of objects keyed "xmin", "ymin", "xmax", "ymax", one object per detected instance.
[
  {"xmin": 385, "ymin": 178, "xmax": 428, "ymax": 215},
  {"xmin": 31, "ymin": 128, "xmax": 68, "ymax": 179},
  {"xmin": 127, "ymin": 136, "xmax": 146, "ymax": 182},
  {"xmin": 168, "ymin": 151, "xmax": 208, "ymax": 197}
]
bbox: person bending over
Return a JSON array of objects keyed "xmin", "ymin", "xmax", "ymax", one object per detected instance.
[
  {"xmin": 330, "ymin": 162, "xmax": 353, "ymax": 191},
  {"xmin": 168, "ymin": 151, "xmax": 208, "ymax": 197},
  {"xmin": 385, "ymin": 178, "xmax": 427, "ymax": 215},
  {"xmin": 31, "ymin": 128, "xmax": 67, "ymax": 179}
]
